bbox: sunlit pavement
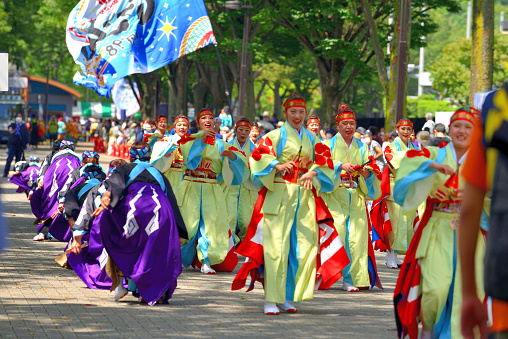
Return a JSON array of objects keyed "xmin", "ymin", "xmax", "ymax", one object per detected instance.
[{"xmin": 0, "ymin": 142, "xmax": 401, "ymax": 338}]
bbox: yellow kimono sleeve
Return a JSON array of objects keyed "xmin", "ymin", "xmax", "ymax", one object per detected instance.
[
  {"xmin": 393, "ymin": 146, "xmax": 446, "ymax": 210},
  {"xmin": 249, "ymin": 129, "xmax": 282, "ymax": 191}
]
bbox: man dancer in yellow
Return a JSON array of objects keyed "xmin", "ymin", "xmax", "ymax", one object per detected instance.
[
  {"xmin": 308, "ymin": 104, "xmax": 382, "ymax": 292},
  {"xmin": 382, "ymin": 119, "xmax": 419, "ymax": 268},
  {"xmin": 234, "ymin": 92, "xmax": 347, "ymax": 315},
  {"xmin": 223, "ymin": 118, "xmax": 259, "ymax": 241}
]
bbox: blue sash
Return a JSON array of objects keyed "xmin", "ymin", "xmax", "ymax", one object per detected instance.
[
  {"xmin": 126, "ymin": 161, "xmax": 166, "ymax": 193},
  {"xmin": 77, "ymin": 178, "xmax": 101, "ymax": 200}
]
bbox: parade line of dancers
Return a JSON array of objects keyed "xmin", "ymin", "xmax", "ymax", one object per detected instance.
[{"xmin": 8, "ymin": 92, "xmax": 488, "ymax": 338}]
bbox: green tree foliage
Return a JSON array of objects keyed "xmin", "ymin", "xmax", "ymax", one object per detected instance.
[
  {"xmin": 406, "ymin": 94, "xmax": 456, "ymax": 118},
  {"xmin": 429, "ymin": 34, "xmax": 508, "ymax": 105}
]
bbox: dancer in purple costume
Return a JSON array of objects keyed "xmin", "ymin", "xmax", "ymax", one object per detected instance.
[
  {"xmin": 9, "ymin": 156, "xmax": 40, "ymax": 196},
  {"xmin": 49, "ymin": 163, "xmax": 107, "ymax": 242},
  {"xmin": 67, "ymin": 159, "xmax": 128, "ymax": 290},
  {"xmin": 31, "ymin": 140, "xmax": 81, "ymax": 241},
  {"xmin": 71, "ymin": 142, "xmax": 187, "ymax": 305}
]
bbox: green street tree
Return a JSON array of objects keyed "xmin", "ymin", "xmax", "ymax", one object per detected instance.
[{"xmin": 430, "ymin": 34, "xmax": 508, "ymax": 105}]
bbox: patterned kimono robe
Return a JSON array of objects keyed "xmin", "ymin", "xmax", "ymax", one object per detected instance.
[
  {"xmin": 223, "ymin": 138, "xmax": 259, "ymax": 240},
  {"xmin": 384, "ymin": 137, "xmax": 419, "ymax": 252},
  {"xmin": 393, "ymin": 143, "xmax": 486, "ymax": 338},
  {"xmin": 248, "ymin": 123, "xmax": 323, "ymax": 303},
  {"xmin": 311, "ymin": 134, "xmax": 381, "ymax": 288},
  {"xmin": 178, "ymin": 131, "xmax": 246, "ymax": 268}
]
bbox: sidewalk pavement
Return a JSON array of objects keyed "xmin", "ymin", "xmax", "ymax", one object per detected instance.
[{"xmin": 0, "ymin": 142, "xmax": 400, "ymax": 338}]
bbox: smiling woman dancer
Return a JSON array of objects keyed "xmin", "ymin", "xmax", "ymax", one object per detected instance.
[
  {"xmin": 223, "ymin": 118, "xmax": 258, "ymax": 241},
  {"xmin": 178, "ymin": 108, "xmax": 246, "ymax": 274},
  {"xmin": 150, "ymin": 115, "xmax": 190, "ymax": 191},
  {"xmin": 393, "ymin": 108, "xmax": 486, "ymax": 339},
  {"xmin": 306, "ymin": 104, "xmax": 382, "ymax": 293}
]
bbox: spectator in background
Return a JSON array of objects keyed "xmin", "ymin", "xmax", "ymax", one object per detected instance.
[
  {"xmin": 220, "ymin": 126, "xmax": 234, "ymax": 142},
  {"xmin": 219, "ymin": 106, "xmax": 233, "ymax": 129},
  {"xmin": 325, "ymin": 127, "xmax": 336, "ymax": 140},
  {"xmin": 4, "ymin": 112, "xmax": 29, "ymax": 177},
  {"xmin": 57, "ymin": 117, "xmax": 66, "ymax": 141},
  {"xmin": 416, "ymin": 130, "xmax": 430, "ymax": 147},
  {"xmin": 422, "ymin": 112, "xmax": 435, "ymax": 136},
  {"xmin": 48, "ymin": 116, "xmax": 58, "ymax": 144},
  {"xmin": 427, "ymin": 122, "xmax": 451, "ymax": 147},
  {"xmin": 368, "ymin": 126, "xmax": 382, "ymax": 145},
  {"xmin": 355, "ymin": 126, "xmax": 366, "ymax": 141},
  {"xmin": 382, "ymin": 130, "xmax": 397, "ymax": 153},
  {"xmin": 366, "ymin": 130, "xmax": 385, "ymax": 171},
  {"xmin": 269, "ymin": 113, "xmax": 279, "ymax": 127}
]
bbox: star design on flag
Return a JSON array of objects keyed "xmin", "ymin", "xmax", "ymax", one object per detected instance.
[
  {"xmin": 157, "ymin": 16, "xmax": 178, "ymax": 41},
  {"xmin": 188, "ymin": 16, "xmax": 192, "ymax": 21},
  {"xmin": 186, "ymin": 3, "xmax": 190, "ymax": 7},
  {"xmin": 164, "ymin": 3, "xmax": 168, "ymax": 8}
]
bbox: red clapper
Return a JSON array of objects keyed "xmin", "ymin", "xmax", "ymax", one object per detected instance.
[{"xmin": 283, "ymin": 146, "xmax": 302, "ymax": 184}]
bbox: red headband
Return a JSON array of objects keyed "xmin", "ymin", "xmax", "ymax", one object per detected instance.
[
  {"xmin": 251, "ymin": 125, "xmax": 260, "ymax": 132},
  {"xmin": 235, "ymin": 121, "xmax": 251, "ymax": 129},
  {"xmin": 283, "ymin": 99, "xmax": 307, "ymax": 112},
  {"xmin": 469, "ymin": 107, "xmax": 482, "ymax": 122},
  {"xmin": 335, "ymin": 112, "xmax": 356, "ymax": 122},
  {"xmin": 156, "ymin": 116, "xmax": 167, "ymax": 124},
  {"xmin": 174, "ymin": 117, "xmax": 189, "ymax": 126},
  {"xmin": 450, "ymin": 110, "xmax": 477, "ymax": 126},
  {"xmin": 396, "ymin": 119, "xmax": 413, "ymax": 128},
  {"xmin": 197, "ymin": 109, "xmax": 214, "ymax": 121},
  {"xmin": 306, "ymin": 118, "xmax": 321, "ymax": 126}
]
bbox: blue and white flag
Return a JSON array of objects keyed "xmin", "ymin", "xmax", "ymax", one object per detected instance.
[{"xmin": 66, "ymin": 0, "xmax": 215, "ymax": 97}]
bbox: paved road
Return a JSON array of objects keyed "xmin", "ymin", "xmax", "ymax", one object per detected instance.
[{"xmin": 0, "ymin": 142, "xmax": 401, "ymax": 338}]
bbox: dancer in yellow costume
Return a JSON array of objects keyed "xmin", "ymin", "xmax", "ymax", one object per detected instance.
[
  {"xmin": 150, "ymin": 115, "xmax": 189, "ymax": 191},
  {"xmin": 248, "ymin": 92, "xmax": 331, "ymax": 315},
  {"xmin": 178, "ymin": 109, "xmax": 246, "ymax": 274},
  {"xmin": 307, "ymin": 104, "xmax": 381, "ymax": 292},
  {"xmin": 144, "ymin": 116, "xmax": 170, "ymax": 149},
  {"xmin": 383, "ymin": 119, "xmax": 419, "ymax": 268},
  {"xmin": 393, "ymin": 108, "xmax": 486, "ymax": 339},
  {"xmin": 223, "ymin": 118, "xmax": 259, "ymax": 241},
  {"xmin": 306, "ymin": 114, "xmax": 324, "ymax": 141}
]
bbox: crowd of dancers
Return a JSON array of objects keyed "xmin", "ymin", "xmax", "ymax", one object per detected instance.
[{"xmin": 7, "ymin": 90, "xmax": 498, "ymax": 338}]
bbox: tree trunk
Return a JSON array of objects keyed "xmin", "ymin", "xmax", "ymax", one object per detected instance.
[
  {"xmin": 134, "ymin": 72, "xmax": 159, "ymax": 119},
  {"xmin": 175, "ymin": 57, "xmax": 188, "ymax": 117},
  {"xmin": 245, "ymin": 52, "xmax": 256, "ymax": 121},
  {"xmin": 315, "ymin": 58, "xmax": 340, "ymax": 126},
  {"xmin": 385, "ymin": 0, "xmax": 411, "ymax": 131},
  {"xmin": 272, "ymin": 81, "xmax": 282, "ymax": 119},
  {"xmin": 192, "ymin": 67, "xmax": 208, "ymax": 114},
  {"xmin": 469, "ymin": 0, "xmax": 494, "ymax": 106}
]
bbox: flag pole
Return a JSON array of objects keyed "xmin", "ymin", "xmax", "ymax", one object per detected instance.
[{"xmin": 214, "ymin": 43, "xmax": 232, "ymax": 110}]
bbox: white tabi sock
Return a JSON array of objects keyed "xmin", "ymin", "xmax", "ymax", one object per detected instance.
[
  {"xmin": 264, "ymin": 301, "xmax": 280, "ymax": 315},
  {"xmin": 276, "ymin": 300, "xmax": 297, "ymax": 313}
]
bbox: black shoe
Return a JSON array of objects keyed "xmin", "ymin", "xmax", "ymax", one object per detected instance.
[{"xmin": 2, "ymin": 173, "xmax": 7, "ymax": 177}]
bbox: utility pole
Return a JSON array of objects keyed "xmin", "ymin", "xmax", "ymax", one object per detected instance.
[{"xmin": 395, "ymin": 0, "xmax": 410, "ymax": 122}]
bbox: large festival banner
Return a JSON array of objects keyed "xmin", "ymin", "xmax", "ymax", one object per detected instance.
[{"xmin": 66, "ymin": 0, "xmax": 216, "ymax": 97}]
